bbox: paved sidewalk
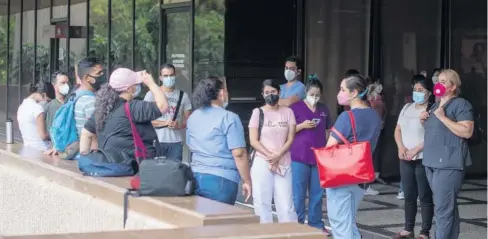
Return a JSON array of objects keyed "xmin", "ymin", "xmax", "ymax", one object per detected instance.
[{"xmin": 236, "ymin": 179, "xmax": 487, "ymax": 238}]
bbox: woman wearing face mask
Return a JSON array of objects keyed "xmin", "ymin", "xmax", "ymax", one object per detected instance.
[
  {"xmin": 79, "ymin": 68, "xmax": 169, "ymax": 160},
  {"xmin": 394, "ymin": 74, "xmax": 434, "ymax": 239},
  {"xmin": 326, "ymin": 74, "xmax": 382, "ymax": 239},
  {"xmin": 17, "ymin": 81, "xmax": 55, "ymax": 151},
  {"xmin": 186, "ymin": 76, "xmax": 252, "ymax": 205},
  {"xmin": 249, "ymin": 79, "xmax": 297, "ymax": 223},
  {"xmin": 420, "ymin": 69, "xmax": 474, "ymax": 239},
  {"xmin": 289, "ymin": 75, "xmax": 332, "ymax": 234}
]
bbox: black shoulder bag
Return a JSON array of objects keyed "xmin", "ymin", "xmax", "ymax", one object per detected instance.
[{"xmin": 249, "ymin": 108, "xmax": 264, "ymax": 166}]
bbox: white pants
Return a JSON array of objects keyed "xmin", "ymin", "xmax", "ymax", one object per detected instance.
[{"xmin": 251, "ymin": 157, "xmax": 297, "ymax": 223}]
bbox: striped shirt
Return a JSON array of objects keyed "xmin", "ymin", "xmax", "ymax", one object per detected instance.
[{"xmin": 74, "ymin": 94, "xmax": 96, "ymax": 135}]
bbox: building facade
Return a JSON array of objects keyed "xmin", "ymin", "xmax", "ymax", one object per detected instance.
[{"xmin": 0, "ymin": 0, "xmax": 486, "ymax": 177}]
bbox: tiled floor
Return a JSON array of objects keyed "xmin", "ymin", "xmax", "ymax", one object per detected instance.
[{"xmin": 236, "ymin": 179, "xmax": 487, "ymax": 239}]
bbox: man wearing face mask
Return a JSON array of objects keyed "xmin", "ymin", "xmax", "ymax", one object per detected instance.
[
  {"xmin": 144, "ymin": 64, "xmax": 192, "ymax": 161},
  {"xmin": 278, "ymin": 56, "xmax": 306, "ymax": 107},
  {"xmin": 43, "ymin": 72, "xmax": 71, "ymax": 155},
  {"xmin": 74, "ymin": 57, "xmax": 106, "ymax": 135},
  {"xmin": 54, "ymin": 57, "xmax": 105, "ymax": 159},
  {"xmin": 44, "ymin": 72, "xmax": 70, "ymax": 133}
]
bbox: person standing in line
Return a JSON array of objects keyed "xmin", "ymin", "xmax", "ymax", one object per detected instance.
[
  {"xmin": 186, "ymin": 77, "xmax": 252, "ymax": 205},
  {"xmin": 144, "ymin": 63, "xmax": 192, "ymax": 161},
  {"xmin": 17, "ymin": 81, "xmax": 55, "ymax": 151},
  {"xmin": 278, "ymin": 56, "xmax": 306, "ymax": 107},
  {"xmin": 290, "ymin": 75, "xmax": 332, "ymax": 235},
  {"xmin": 394, "ymin": 74, "xmax": 434, "ymax": 239},
  {"xmin": 56, "ymin": 57, "xmax": 106, "ymax": 159},
  {"xmin": 326, "ymin": 74, "xmax": 382, "ymax": 239},
  {"xmin": 249, "ymin": 79, "xmax": 297, "ymax": 223},
  {"xmin": 44, "ymin": 72, "xmax": 71, "ymax": 155},
  {"xmin": 421, "ymin": 69, "xmax": 473, "ymax": 239}
]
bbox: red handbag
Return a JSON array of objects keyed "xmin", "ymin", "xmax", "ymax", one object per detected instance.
[{"xmin": 312, "ymin": 111, "xmax": 375, "ymax": 188}]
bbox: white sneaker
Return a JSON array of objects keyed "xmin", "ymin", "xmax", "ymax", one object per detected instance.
[
  {"xmin": 397, "ymin": 191, "xmax": 405, "ymax": 200},
  {"xmin": 364, "ymin": 186, "xmax": 380, "ymax": 195}
]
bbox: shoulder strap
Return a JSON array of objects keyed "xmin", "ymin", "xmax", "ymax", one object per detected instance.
[
  {"xmin": 124, "ymin": 102, "xmax": 147, "ymax": 163},
  {"xmin": 347, "ymin": 111, "xmax": 357, "ymax": 143},
  {"xmin": 257, "ymin": 108, "xmax": 264, "ymax": 140},
  {"xmin": 172, "ymin": 90, "xmax": 184, "ymax": 121}
]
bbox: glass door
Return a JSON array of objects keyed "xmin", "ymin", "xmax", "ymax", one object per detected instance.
[
  {"xmin": 162, "ymin": 6, "xmax": 191, "ymax": 94},
  {"xmin": 161, "ymin": 5, "xmax": 192, "ymax": 162}
]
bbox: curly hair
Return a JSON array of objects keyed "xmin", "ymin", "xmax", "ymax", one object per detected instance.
[
  {"xmin": 94, "ymin": 83, "xmax": 120, "ymax": 133},
  {"xmin": 192, "ymin": 77, "xmax": 224, "ymax": 109}
]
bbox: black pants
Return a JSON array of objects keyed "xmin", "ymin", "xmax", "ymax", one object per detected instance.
[{"xmin": 399, "ymin": 159, "xmax": 434, "ymax": 235}]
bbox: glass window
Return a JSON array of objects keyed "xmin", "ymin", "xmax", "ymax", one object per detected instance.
[
  {"xmin": 193, "ymin": 0, "xmax": 225, "ymax": 84},
  {"xmin": 88, "ymin": 0, "xmax": 108, "ymax": 67},
  {"xmin": 134, "ymin": 0, "xmax": 160, "ymax": 77},
  {"xmin": 22, "ymin": 0, "xmax": 36, "ymax": 99},
  {"xmin": 52, "ymin": 0, "xmax": 68, "ymax": 19},
  {"xmin": 164, "ymin": 9, "xmax": 191, "ymax": 93},
  {"xmin": 380, "ymin": 0, "xmax": 442, "ymax": 177},
  {"xmin": 37, "ymin": 0, "xmax": 52, "ymax": 83},
  {"xmin": 0, "ymin": 5, "xmax": 8, "ymax": 125},
  {"xmin": 8, "ymin": 1, "xmax": 21, "ymax": 129},
  {"xmin": 451, "ymin": 0, "xmax": 487, "ymax": 173},
  {"xmin": 70, "ymin": 0, "xmax": 88, "ymax": 78},
  {"xmin": 111, "ymin": 0, "xmax": 133, "ymax": 70},
  {"xmin": 305, "ymin": 0, "xmax": 371, "ymax": 120}
]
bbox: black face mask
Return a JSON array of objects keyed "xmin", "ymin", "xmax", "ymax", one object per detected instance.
[
  {"xmin": 88, "ymin": 72, "xmax": 107, "ymax": 91},
  {"xmin": 264, "ymin": 94, "xmax": 279, "ymax": 106}
]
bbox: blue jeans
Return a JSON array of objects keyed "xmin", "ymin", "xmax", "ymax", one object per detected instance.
[
  {"xmin": 158, "ymin": 142, "xmax": 183, "ymax": 161},
  {"xmin": 326, "ymin": 185, "xmax": 364, "ymax": 239},
  {"xmin": 291, "ymin": 161, "xmax": 324, "ymax": 229},
  {"xmin": 194, "ymin": 172, "xmax": 238, "ymax": 205}
]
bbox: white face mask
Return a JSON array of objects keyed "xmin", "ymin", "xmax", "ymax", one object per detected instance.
[
  {"xmin": 59, "ymin": 83, "xmax": 70, "ymax": 96},
  {"xmin": 162, "ymin": 76, "xmax": 176, "ymax": 88},
  {"xmin": 284, "ymin": 69, "xmax": 296, "ymax": 81},
  {"xmin": 305, "ymin": 95, "xmax": 319, "ymax": 106},
  {"xmin": 132, "ymin": 84, "xmax": 141, "ymax": 98}
]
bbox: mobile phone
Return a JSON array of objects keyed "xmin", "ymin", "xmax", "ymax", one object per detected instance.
[{"xmin": 312, "ymin": 118, "xmax": 321, "ymax": 124}]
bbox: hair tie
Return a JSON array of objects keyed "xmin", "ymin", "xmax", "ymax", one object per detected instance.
[
  {"xmin": 307, "ymin": 74, "xmax": 319, "ymax": 84},
  {"xmin": 358, "ymin": 88, "xmax": 369, "ymax": 98}
]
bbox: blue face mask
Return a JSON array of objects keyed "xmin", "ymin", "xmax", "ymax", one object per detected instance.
[{"xmin": 412, "ymin": 91, "xmax": 425, "ymax": 104}]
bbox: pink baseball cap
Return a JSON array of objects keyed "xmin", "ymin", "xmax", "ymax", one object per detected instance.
[{"xmin": 109, "ymin": 68, "xmax": 144, "ymax": 92}]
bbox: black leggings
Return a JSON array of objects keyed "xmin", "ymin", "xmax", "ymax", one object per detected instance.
[{"xmin": 399, "ymin": 159, "xmax": 434, "ymax": 235}]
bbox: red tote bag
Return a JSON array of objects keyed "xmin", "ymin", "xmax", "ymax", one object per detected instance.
[{"xmin": 312, "ymin": 111, "xmax": 375, "ymax": 188}]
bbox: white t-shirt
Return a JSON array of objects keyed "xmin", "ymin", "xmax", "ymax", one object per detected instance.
[
  {"xmin": 397, "ymin": 103, "xmax": 425, "ymax": 159},
  {"xmin": 17, "ymin": 98, "xmax": 50, "ymax": 151},
  {"xmin": 144, "ymin": 89, "xmax": 192, "ymax": 143}
]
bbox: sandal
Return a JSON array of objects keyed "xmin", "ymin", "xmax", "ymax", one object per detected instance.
[
  {"xmin": 394, "ymin": 231, "xmax": 414, "ymax": 239},
  {"xmin": 417, "ymin": 234, "xmax": 430, "ymax": 239}
]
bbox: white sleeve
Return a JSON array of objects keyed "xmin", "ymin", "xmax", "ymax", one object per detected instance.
[
  {"xmin": 143, "ymin": 91, "xmax": 154, "ymax": 102},
  {"xmin": 32, "ymin": 103, "xmax": 45, "ymax": 119},
  {"xmin": 182, "ymin": 92, "xmax": 192, "ymax": 111},
  {"xmin": 396, "ymin": 103, "xmax": 410, "ymax": 125}
]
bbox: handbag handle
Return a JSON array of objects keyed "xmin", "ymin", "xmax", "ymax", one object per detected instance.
[
  {"xmin": 331, "ymin": 127, "xmax": 350, "ymax": 145},
  {"xmin": 347, "ymin": 111, "xmax": 357, "ymax": 143},
  {"xmin": 124, "ymin": 102, "xmax": 148, "ymax": 163},
  {"xmin": 330, "ymin": 111, "xmax": 358, "ymax": 145}
]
